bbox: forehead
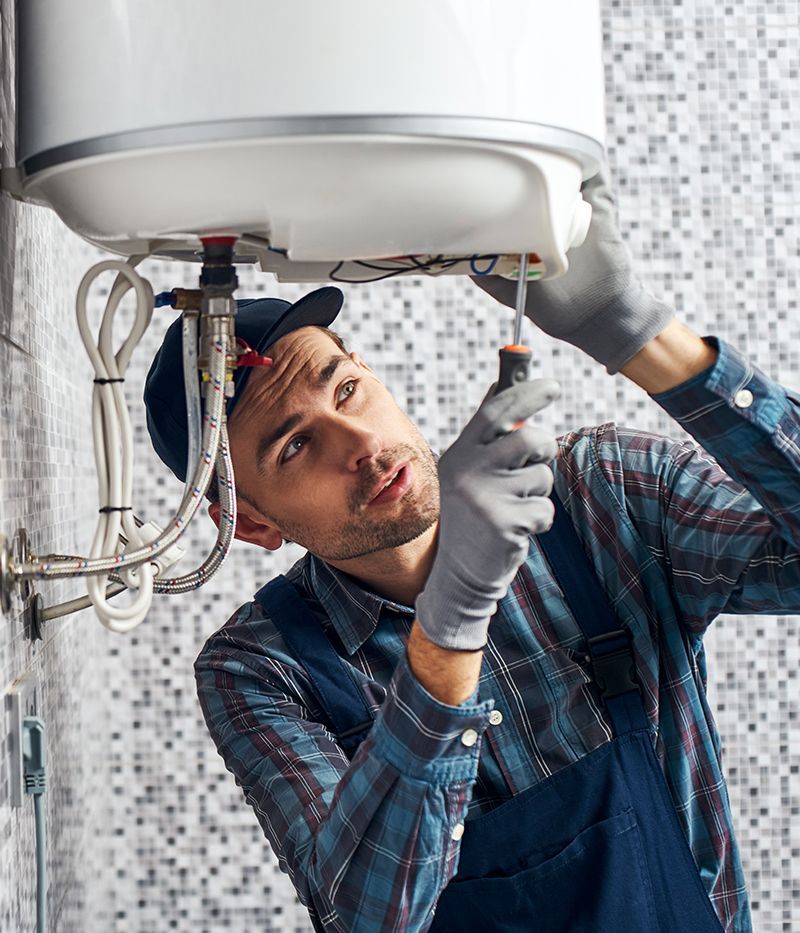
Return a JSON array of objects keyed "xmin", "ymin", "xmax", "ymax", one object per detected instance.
[{"xmin": 230, "ymin": 327, "xmax": 348, "ymax": 426}]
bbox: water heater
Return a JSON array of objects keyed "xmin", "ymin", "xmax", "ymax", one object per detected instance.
[
  {"xmin": 12, "ymin": 0, "xmax": 605, "ymax": 280},
  {"xmin": 1, "ymin": 0, "xmax": 608, "ymax": 630}
]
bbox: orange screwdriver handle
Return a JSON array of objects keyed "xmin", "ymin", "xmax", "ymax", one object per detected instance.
[
  {"xmin": 497, "ymin": 345, "xmax": 532, "ymax": 392},
  {"xmin": 496, "ymin": 344, "xmax": 532, "ymax": 430}
]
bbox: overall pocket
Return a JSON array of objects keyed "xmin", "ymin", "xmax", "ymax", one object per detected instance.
[{"xmin": 432, "ymin": 808, "xmax": 657, "ymax": 933}]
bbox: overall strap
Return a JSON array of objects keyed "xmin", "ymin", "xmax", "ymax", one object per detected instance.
[
  {"xmin": 537, "ymin": 493, "xmax": 649, "ymax": 736},
  {"xmin": 255, "ymin": 575, "xmax": 374, "ymax": 757}
]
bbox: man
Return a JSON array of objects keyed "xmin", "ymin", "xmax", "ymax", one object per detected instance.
[{"xmin": 144, "ymin": 172, "xmax": 797, "ymax": 931}]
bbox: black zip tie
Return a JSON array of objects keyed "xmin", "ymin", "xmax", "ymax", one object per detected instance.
[
  {"xmin": 98, "ymin": 506, "xmax": 133, "ymax": 513},
  {"xmin": 93, "ymin": 377, "xmax": 125, "ymax": 384}
]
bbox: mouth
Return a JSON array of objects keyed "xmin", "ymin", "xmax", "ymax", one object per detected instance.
[{"xmin": 367, "ymin": 462, "xmax": 413, "ymax": 506}]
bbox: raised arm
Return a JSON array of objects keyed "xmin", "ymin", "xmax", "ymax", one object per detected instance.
[{"xmin": 473, "ymin": 165, "xmax": 800, "ymax": 633}]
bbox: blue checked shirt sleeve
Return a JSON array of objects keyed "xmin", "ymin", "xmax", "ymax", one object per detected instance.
[
  {"xmin": 612, "ymin": 336, "xmax": 800, "ymax": 634},
  {"xmin": 195, "ymin": 623, "xmax": 493, "ymax": 932}
]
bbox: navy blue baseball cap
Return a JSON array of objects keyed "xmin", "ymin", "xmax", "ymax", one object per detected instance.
[{"xmin": 144, "ymin": 286, "xmax": 344, "ymax": 482}]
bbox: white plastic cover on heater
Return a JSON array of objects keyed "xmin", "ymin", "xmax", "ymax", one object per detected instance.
[{"xmin": 14, "ymin": 0, "xmax": 605, "ymax": 279}]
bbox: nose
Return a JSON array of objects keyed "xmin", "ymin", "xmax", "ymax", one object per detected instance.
[{"xmin": 332, "ymin": 416, "xmax": 382, "ymax": 473}]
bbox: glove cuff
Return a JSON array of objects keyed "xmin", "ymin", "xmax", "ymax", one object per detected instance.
[
  {"xmin": 566, "ymin": 281, "xmax": 675, "ymax": 374},
  {"xmin": 415, "ymin": 585, "xmax": 492, "ymax": 651}
]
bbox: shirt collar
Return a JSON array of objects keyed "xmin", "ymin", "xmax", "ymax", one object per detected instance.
[{"xmin": 307, "ymin": 552, "xmax": 416, "ymax": 655}]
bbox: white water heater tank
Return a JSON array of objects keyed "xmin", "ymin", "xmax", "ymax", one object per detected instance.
[{"xmin": 14, "ymin": 0, "xmax": 605, "ymax": 279}]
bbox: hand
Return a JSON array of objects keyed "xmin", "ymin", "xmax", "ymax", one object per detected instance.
[
  {"xmin": 415, "ymin": 379, "xmax": 560, "ymax": 651},
  {"xmin": 471, "ymin": 167, "xmax": 674, "ymax": 374}
]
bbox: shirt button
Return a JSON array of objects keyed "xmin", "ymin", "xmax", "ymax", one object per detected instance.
[
  {"xmin": 488, "ymin": 710, "xmax": 504, "ymax": 726},
  {"xmin": 734, "ymin": 388, "xmax": 754, "ymax": 408},
  {"xmin": 451, "ymin": 823, "xmax": 465, "ymax": 841},
  {"xmin": 460, "ymin": 728, "xmax": 479, "ymax": 747}
]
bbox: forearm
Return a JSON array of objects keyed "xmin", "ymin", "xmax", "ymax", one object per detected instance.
[
  {"xmin": 295, "ymin": 655, "xmax": 491, "ymax": 930},
  {"xmin": 198, "ymin": 645, "xmax": 492, "ymax": 933},
  {"xmin": 635, "ymin": 329, "xmax": 800, "ymax": 551},
  {"xmin": 407, "ymin": 621, "xmax": 483, "ymax": 706},
  {"xmin": 619, "ymin": 319, "xmax": 718, "ymax": 393}
]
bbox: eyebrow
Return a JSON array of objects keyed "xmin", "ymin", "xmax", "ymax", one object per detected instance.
[
  {"xmin": 254, "ymin": 355, "xmax": 352, "ymax": 471},
  {"xmin": 317, "ymin": 354, "xmax": 349, "ymax": 386},
  {"xmin": 255, "ymin": 412, "xmax": 304, "ymax": 472}
]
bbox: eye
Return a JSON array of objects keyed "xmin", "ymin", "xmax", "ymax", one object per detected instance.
[
  {"xmin": 279, "ymin": 380, "xmax": 358, "ymax": 465},
  {"xmin": 281, "ymin": 435, "xmax": 307, "ymax": 463},
  {"xmin": 337, "ymin": 379, "xmax": 358, "ymax": 403}
]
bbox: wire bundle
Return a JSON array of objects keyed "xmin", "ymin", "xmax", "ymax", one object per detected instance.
[{"xmin": 328, "ymin": 253, "xmax": 502, "ymax": 283}]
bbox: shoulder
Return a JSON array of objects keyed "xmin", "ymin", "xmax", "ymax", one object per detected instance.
[
  {"xmin": 552, "ymin": 422, "xmax": 716, "ymax": 532},
  {"xmin": 193, "ymin": 554, "xmax": 318, "ymax": 680},
  {"xmin": 555, "ymin": 422, "xmax": 703, "ymax": 489}
]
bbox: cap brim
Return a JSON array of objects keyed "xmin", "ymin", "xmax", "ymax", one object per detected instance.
[
  {"xmin": 229, "ymin": 285, "xmax": 345, "ymax": 420},
  {"xmin": 254, "ymin": 286, "xmax": 344, "ymax": 356}
]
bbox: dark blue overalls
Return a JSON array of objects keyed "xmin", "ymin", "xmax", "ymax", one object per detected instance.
[{"xmin": 255, "ymin": 495, "xmax": 726, "ymax": 932}]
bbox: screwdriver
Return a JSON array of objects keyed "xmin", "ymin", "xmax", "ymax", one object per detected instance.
[
  {"xmin": 493, "ymin": 253, "xmax": 533, "ymax": 433},
  {"xmin": 497, "ymin": 253, "xmax": 533, "ymax": 396}
]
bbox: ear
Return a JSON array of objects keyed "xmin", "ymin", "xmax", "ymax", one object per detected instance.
[
  {"xmin": 208, "ymin": 499, "xmax": 284, "ymax": 551},
  {"xmin": 349, "ymin": 350, "xmax": 375, "ymax": 374}
]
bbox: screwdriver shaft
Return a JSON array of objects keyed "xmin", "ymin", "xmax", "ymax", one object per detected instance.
[{"xmin": 512, "ymin": 253, "xmax": 529, "ymax": 346}]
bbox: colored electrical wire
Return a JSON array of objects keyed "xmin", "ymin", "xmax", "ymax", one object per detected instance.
[
  {"xmin": 327, "ymin": 254, "xmax": 503, "ymax": 284},
  {"xmin": 470, "ymin": 255, "xmax": 499, "ymax": 275}
]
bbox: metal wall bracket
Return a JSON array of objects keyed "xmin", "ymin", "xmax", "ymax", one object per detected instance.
[
  {"xmin": 1, "ymin": 529, "xmax": 43, "ymax": 638},
  {"xmin": 12, "ymin": 528, "xmax": 33, "ymax": 604},
  {"xmin": 0, "ymin": 533, "xmax": 13, "ymax": 615}
]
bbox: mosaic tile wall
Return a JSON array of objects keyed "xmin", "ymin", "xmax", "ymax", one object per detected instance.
[
  {"xmin": 2, "ymin": 0, "xmax": 799, "ymax": 931},
  {"xmin": 0, "ymin": 1, "xmax": 114, "ymax": 931}
]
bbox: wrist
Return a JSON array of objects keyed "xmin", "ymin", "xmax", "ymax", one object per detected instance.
[
  {"xmin": 620, "ymin": 319, "xmax": 718, "ymax": 393},
  {"xmin": 407, "ymin": 622, "xmax": 483, "ymax": 706}
]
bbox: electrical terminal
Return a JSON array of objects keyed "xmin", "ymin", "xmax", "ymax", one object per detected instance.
[
  {"xmin": 509, "ymin": 253, "xmax": 544, "ymax": 282},
  {"xmin": 22, "ymin": 718, "xmax": 47, "ymax": 796}
]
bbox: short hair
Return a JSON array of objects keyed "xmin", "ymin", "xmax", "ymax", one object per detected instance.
[{"xmin": 206, "ymin": 326, "xmax": 348, "ymax": 506}]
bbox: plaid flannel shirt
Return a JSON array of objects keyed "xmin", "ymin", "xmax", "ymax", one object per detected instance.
[{"xmin": 196, "ymin": 338, "xmax": 800, "ymax": 932}]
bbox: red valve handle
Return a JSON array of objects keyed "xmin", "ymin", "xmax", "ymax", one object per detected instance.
[{"xmin": 235, "ymin": 338, "xmax": 272, "ymax": 368}]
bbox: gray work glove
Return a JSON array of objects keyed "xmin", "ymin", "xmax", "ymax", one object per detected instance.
[
  {"xmin": 471, "ymin": 167, "xmax": 674, "ymax": 374},
  {"xmin": 415, "ymin": 379, "xmax": 560, "ymax": 651}
]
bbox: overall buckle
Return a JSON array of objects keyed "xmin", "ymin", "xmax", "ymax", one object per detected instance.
[{"xmin": 587, "ymin": 629, "xmax": 641, "ymax": 700}]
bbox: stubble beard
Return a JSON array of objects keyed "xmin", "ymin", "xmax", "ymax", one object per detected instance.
[{"xmin": 272, "ymin": 439, "xmax": 440, "ymax": 562}]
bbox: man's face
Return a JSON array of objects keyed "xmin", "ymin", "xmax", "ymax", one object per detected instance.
[{"xmin": 226, "ymin": 327, "xmax": 440, "ymax": 562}]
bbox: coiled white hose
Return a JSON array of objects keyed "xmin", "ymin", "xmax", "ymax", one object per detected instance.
[
  {"xmin": 73, "ymin": 261, "xmax": 155, "ymax": 630},
  {"xmin": 15, "ymin": 260, "xmax": 228, "ymax": 631},
  {"xmin": 11, "ymin": 257, "xmax": 240, "ymax": 631},
  {"xmin": 15, "ymin": 263, "xmax": 228, "ymax": 577}
]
